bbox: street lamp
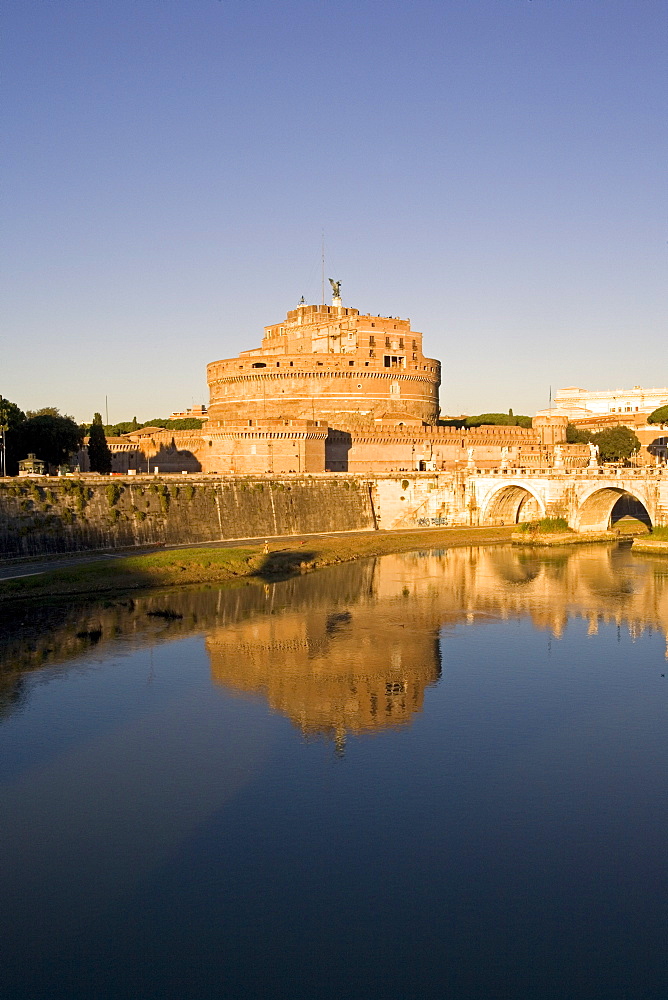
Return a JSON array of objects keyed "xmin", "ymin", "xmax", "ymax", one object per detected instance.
[{"xmin": 0, "ymin": 396, "xmax": 8, "ymax": 478}]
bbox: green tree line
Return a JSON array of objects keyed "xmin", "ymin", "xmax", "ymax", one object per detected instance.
[
  {"xmin": 101, "ymin": 416, "xmax": 203, "ymax": 436},
  {"xmin": 647, "ymin": 405, "xmax": 668, "ymax": 426},
  {"xmin": 440, "ymin": 409, "xmax": 533, "ymax": 429},
  {"xmin": 566, "ymin": 423, "xmax": 641, "ymax": 462},
  {"xmin": 0, "ymin": 398, "xmax": 84, "ymax": 475},
  {"xmin": 0, "ymin": 396, "xmax": 205, "ymax": 475}
]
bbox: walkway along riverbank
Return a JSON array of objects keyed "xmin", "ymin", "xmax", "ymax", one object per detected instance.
[{"xmin": 0, "ymin": 525, "xmax": 515, "ymax": 602}]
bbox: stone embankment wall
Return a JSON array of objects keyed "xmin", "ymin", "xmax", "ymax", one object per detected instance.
[
  {"xmin": 0, "ymin": 477, "xmax": 375, "ymax": 559},
  {"xmin": 3, "ymin": 471, "xmax": 664, "ymax": 558}
]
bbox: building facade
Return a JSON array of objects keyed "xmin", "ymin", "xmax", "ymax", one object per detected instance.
[{"xmin": 555, "ymin": 385, "xmax": 668, "ymax": 418}]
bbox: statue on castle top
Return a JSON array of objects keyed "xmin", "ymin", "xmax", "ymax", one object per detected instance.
[{"xmin": 329, "ymin": 278, "xmax": 341, "ymax": 299}]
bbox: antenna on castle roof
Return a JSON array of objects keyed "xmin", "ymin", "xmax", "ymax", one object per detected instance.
[{"xmin": 321, "ymin": 229, "xmax": 325, "ymax": 305}]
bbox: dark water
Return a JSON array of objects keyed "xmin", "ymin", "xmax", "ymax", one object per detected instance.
[{"xmin": 1, "ymin": 544, "xmax": 667, "ymax": 1000}]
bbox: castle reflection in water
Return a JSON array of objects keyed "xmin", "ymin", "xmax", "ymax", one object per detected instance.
[{"xmin": 2, "ymin": 543, "xmax": 667, "ymax": 737}]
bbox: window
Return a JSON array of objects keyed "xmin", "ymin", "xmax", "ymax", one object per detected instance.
[
  {"xmin": 386, "ymin": 681, "xmax": 406, "ymax": 695},
  {"xmin": 369, "ymin": 336, "xmax": 375, "ymax": 346},
  {"xmin": 399, "ymin": 338, "xmax": 404, "ymax": 349},
  {"xmin": 348, "ymin": 360, "xmax": 354, "ymax": 366}
]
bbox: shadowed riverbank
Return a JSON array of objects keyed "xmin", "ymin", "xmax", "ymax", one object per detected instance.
[{"xmin": 0, "ymin": 524, "xmax": 514, "ymax": 602}]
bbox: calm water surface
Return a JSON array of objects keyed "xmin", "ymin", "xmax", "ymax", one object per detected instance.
[{"xmin": 1, "ymin": 543, "xmax": 667, "ymax": 999}]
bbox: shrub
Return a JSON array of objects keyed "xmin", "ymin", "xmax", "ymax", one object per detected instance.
[
  {"xmin": 650, "ymin": 525, "xmax": 668, "ymax": 540},
  {"xmin": 106, "ymin": 483, "xmax": 123, "ymax": 507},
  {"xmin": 72, "ymin": 483, "xmax": 87, "ymax": 515},
  {"xmin": 518, "ymin": 517, "xmax": 570, "ymax": 534}
]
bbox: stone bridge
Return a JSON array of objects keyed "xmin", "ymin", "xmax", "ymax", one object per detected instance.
[
  {"xmin": 374, "ymin": 469, "xmax": 668, "ymax": 532},
  {"xmin": 472, "ymin": 470, "xmax": 668, "ymax": 531}
]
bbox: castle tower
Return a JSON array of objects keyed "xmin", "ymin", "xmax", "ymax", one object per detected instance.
[{"xmin": 206, "ymin": 300, "xmax": 441, "ymax": 431}]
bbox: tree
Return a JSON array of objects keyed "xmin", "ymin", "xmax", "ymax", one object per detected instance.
[
  {"xmin": 566, "ymin": 423, "xmax": 592, "ymax": 444},
  {"xmin": 0, "ymin": 395, "xmax": 26, "ymax": 476},
  {"xmin": 87, "ymin": 413, "xmax": 112, "ymax": 474},
  {"xmin": 25, "ymin": 407, "xmax": 62, "ymax": 419},
  {"xmin": 591, "ymin": 425, "xmax": 640, "ymax": 463},
  {"xmin": 17, "ymin": 411, "xmax": 83, "ymax": 470},
  {"xmin": 647, "ymin": 405, "xmax": 668, "ymax": 426}
]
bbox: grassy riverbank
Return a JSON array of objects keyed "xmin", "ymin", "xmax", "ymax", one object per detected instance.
[{"xmin": 0, "ymin": 525, "xmax": 514, "ymax": 602}]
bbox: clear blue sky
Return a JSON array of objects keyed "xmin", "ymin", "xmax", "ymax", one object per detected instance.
[{"xmin": 2, "ymin": 0, "xmax": 666, "ymax": 423}]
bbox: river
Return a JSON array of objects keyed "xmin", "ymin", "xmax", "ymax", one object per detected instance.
[{"xmin": 1, "ymin": 543, "xmax": 667, "ymax": 999}]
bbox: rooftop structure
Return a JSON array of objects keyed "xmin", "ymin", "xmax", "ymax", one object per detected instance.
[{"xmin": 166, "ymin": 404, "xmax": 208, "ymax": 422}]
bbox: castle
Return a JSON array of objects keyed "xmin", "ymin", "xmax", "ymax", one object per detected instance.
[{"xmin": 92, "ymin": 290, "xmax": 592, "ymax": 475}]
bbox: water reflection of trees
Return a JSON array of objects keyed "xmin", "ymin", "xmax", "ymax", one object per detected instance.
[{"xmin": 1, "ymin": 543, "xmax": 667, "ymax": 732}]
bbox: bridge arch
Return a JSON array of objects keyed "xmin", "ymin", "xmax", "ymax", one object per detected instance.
[
  {"xmin": 575, "ymin": 486, "xmax": 653, "ymax": 532},
  {"xmin": 481, "ymin": 483, "xmax": 545, "ymax": 525}
]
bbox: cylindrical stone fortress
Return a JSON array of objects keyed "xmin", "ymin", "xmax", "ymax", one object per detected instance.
[{"xmin": 207, "ymin": 302, "xmax": 441, "ymax": 429}]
